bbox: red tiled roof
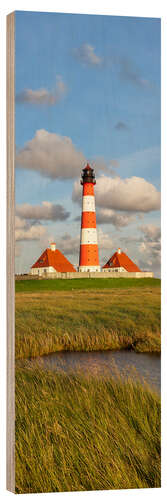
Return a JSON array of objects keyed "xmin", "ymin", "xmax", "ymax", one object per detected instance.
[
  {"xmin": 31, "ymin": 248, "xmax": 76, "ymax": 273},
  {"xmin": 103, "ymin": 250, "xmax": 141, "ymax": 272}
]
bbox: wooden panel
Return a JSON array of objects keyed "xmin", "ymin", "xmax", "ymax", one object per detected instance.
[{"xmin": 6, "ymin": 11, "xmax": 15, "ymax": 494}]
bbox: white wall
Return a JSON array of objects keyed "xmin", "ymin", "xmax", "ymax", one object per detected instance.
[
  {"xmin": 30, "ymin": 266, "xmax": 55, "ymax": 275},
  {"xmin": 102, "ymin": 267, "xmax": 126, "ymax": 273}
]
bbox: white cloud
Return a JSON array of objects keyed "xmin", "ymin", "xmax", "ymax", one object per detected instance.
[
  {"xmin": 56, "ymin": 233, "xmax": 80, "ymax": 256},
  {"xmin": 16, "ymin": 129, "xmax": 85, "ymax": 179},
  {"xmin": 139, "ymin": 224, "xmax": 161, "ymax": 273},
  {"xmin": 72, "ymin": 175, "xmax": 160, "ymax": 213},
  {"xmin": 15, "ymin": 216, "xmax": 47, "ymax": 242},
  {"xmin": 139, "ymin": 224, "xmax": 161, "ymax": 241},
  {"xmin": 74, "ymin": 43, "xmax": 102, "ymax": 66},
  {"xmin": 15, "ymin": 215, "xmax": 27, "ymax": 229},
  {"xmin": 96, "ymin": 208, "xmax": 135, "ymax": 228},
  {"xmin": 16, "ymin": 201, "xmax": 70, "ymax": 221},
  {"xmin": 15, "ymin": 225, "xmax": 47, "ymax": 242},
  {"xmin": 97, "ymin": 228, "xmax": 113, "ymax": 250},
  {"xmin": 16, "ymin": 76, "xmax": 67, "ymax": 106},
  {"xmin": 16, "ymin": 130, "xmax": 116, "ymax": 180}
]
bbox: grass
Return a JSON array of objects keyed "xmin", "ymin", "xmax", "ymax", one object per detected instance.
[
  {"xmin": 15, "ymin": 279, "xmax": 161, "ymax": 492},
  {"xmin": 15, "ymin": 287, "xmax": 161, "ymax": 359},
  {"xmin": 16, "ymin": 277, "xmax": 160, "ymax": 293},
  {"xmin": 15, "ymin": 366, "xmax": 161, "ymax": 493}
]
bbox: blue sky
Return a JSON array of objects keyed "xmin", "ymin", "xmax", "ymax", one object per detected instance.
[{"xmin": 15, "ymin": 11, "xmax": 161, "ymax": 275}]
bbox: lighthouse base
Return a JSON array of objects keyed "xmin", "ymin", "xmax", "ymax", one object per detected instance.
[{"xmin": 79, "ymin": 265, "xmax": 101, "ymax": 272}]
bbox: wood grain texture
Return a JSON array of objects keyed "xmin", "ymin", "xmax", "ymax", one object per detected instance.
[{"xmin": 6, "ymin": 11, "xmax": 15, "ymax": 493}]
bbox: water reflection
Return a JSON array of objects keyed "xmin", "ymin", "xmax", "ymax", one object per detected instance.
[{"xmin": 26, "ymin": 350, "xmax": 160, "ymax": 393}]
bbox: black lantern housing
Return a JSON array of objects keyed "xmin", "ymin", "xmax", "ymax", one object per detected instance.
[{"xmin": 80, "ymin": 163, "xmax": 96, "ymax": 185}]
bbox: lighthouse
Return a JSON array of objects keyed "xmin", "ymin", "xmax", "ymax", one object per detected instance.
[{"xmin": 79, "ymin": 163, "xmax": 100, "ymax": 272}]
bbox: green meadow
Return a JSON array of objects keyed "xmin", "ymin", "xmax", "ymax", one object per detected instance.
[
  {"xmin": 15, "ymin": 279, "xmax": 161, "ymax": 359},
  {"xmin": 16, "ymin": 276, "xmax": 160, "ymax": 293},
  {"xmin": 15, "ymin": 366, "xmax": 160, "ymax": 493}
]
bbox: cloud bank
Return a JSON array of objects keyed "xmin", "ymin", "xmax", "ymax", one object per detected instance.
[
  {"xmin": 56, "ymin": 233, "xmax": 80, "ymax": 256},
  {"xmin": 16, "ymin": 76, "xmax": 67, "ymax": 106},
  {"xmin": 139, "ymin": 224, "xmax": 161, "ymax": 273},
  {"xmin": 73, "ymin": 175, "xmax": 160, "ymax": 213},
  {"xmin": 16, "ymin": 130, "xmax": 85, "ymax": 179},
  {"xmin": 97, "ymin": 229, "xmax": 113, "ymax": 251},
  {"xmin": 96, "ymin": 208, "xmax": 135, "ymax": 228},
  {"xmin": 15, "ymin": 216, "xmax": 47, "ymax": 242},
  {"xmin": 16, "ymin": 201, "xmax": 70, "ymax": 222},
  {"xmin": 16, "ymin": 130, "xmax": 116, "ymax": 180}
]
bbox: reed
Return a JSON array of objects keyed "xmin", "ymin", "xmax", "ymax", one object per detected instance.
[
  {"xmin": 15, "ymin": 366, "xmax": 161, "ymax": 493},
  {"xmin": 15, "ymin": 287, "xmax": 161, "ymax": 359}
]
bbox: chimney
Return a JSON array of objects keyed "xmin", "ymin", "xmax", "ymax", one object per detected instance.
[
  {"xmin": 50, "ymin": 242, "xmax": 56, "ymax": 251},
  {"xmin": 118, "ymin": 248, "xmax": 121, "ymax": 254}
]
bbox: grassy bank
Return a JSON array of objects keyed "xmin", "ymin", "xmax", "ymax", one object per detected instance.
[
  {"xmin": 16, "ymin": 277, "xmax": 160, "ymax": 293},
  {"xmin": 15, "ymin": 287, "xmax": 160, "ymax": 359},
  {"xmin": 15, "ymin": 366, "xmax": 161, "ymax": 493}
]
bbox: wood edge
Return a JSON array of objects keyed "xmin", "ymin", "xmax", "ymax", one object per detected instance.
[{"xmin": 6, "ymin": 11, "xmax": 15, "ymax": 494}]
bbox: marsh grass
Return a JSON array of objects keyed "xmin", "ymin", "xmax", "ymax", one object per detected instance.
[
  {"xmin": 15, "ymin": 366, "xmax": 161, "ymax": 493},
  {"xmin": 15, "ymin": 288, "xmax": 160, "ymax": 359}
]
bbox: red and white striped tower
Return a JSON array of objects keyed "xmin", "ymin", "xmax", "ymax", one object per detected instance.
[{"xmin": 79, "ymin": 163, "xmax": 100, "ymax": 272}]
